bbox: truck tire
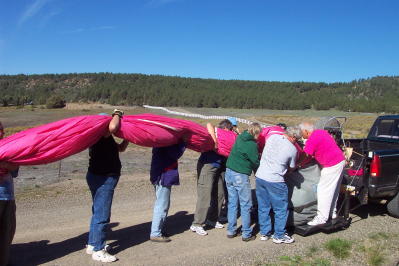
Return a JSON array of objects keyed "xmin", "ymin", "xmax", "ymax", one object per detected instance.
[{"xmin": 387, "ymin": 192, "xmax": 399, "ymax": 218}]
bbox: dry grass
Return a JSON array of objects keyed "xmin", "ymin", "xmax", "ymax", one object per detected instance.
[{"xmin": 0, "ymin": 104, "xmax": 380, "ymax": 138}]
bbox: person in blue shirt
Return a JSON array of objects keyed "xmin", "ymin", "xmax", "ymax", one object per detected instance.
[
  {"xmin": 0, "ymin": 121, "xmax": 19, "ymax": 266},
  {"xmin": 149, "ymin": 141, "xmax": 186, "ymax": 242}
]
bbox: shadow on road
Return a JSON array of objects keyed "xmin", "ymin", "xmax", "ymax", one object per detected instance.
[
  {"xmin": 350, "ymin": 201, "xmax": 388, "ymax": 222},
  {"xmin": 11, "ymin": 211, "xmax": 193, "ymax": 265},
  {"xmin": 109, "ymin": 211, "xmax": 193, "ymax": 254}
]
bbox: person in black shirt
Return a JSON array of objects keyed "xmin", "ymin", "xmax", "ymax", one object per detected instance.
[{"xmin": 85, "ymin": 110, "xmax": 129, "ymax": 263}]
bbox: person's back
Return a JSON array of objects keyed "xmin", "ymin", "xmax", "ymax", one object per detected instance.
[
  {"xmin": 256, "ymin": 134, "xmax": 297, "ymax": 182},
  {"xmin": 303, "ymin": 129, "xmax": 344, "ymax": 168},
  {"xmin": 150, "ymin": 143, "xmax": 186, "ymax": 186},
  {"xmin": 226, "ymin": 130, "xmax": 260, "ymax": 175},
  {"xmin": 89, "ymin": 136, "xmax": 121, "ymax": 176}
]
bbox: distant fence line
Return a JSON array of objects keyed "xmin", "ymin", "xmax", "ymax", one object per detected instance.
[{"xmin": 143, "ymin": 105, "xmax": 273, "ymax": 127}]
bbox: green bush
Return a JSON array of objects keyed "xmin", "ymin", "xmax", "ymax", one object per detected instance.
[{"xmin": 46, "ymin": 95, "xmax": 66, "ymax": 109}]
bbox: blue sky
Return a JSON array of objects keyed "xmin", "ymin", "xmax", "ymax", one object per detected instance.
[{"xmin": 0, "ymin": 0, "xmax": 398, "ymax": 82}]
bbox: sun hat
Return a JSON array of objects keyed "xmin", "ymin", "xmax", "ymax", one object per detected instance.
[{"xmin": 228, "ymin": 117, "xmax": 238, "ymax": 126}]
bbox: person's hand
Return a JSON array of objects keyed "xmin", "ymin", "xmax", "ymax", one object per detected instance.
[{"xmin": 112, "ymin": 109, "xmax": 124, "ymax": 118}]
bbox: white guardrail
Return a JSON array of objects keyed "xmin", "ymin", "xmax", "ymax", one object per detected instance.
[{"xmin": 143, "ymin": 105, "xmax": 273, "ymax": 127}]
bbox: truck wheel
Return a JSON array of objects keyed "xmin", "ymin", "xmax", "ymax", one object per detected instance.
[{"xmin": 387, "ymin": 192, "xmax": 399, "ymax": 218}]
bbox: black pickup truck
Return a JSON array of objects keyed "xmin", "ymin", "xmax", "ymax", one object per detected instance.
[{"xmin": 344, "ymin": 115, "xmax": 399, "ymax": 218}]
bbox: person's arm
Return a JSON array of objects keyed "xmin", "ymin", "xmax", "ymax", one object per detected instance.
[
  {"xmin": 287, "ymin": 148, "xmax": 298, "ymax": 172},
  {"xmin": 118, "ymin": 139, "xmax": 129, "ymax": 152},
  {"xmin": 303, "ymin": 134, "xmax": 316, "ymax": 157},
  {"xmin": 206, "ymin": 123, "xmax": 218, "ymax": 149},
  {"xmin": 247, "ymin": 143, "xmax": 260, "ymax": 171},
  {"xmin": 106, "ymin": 109, "xmax": 124, "ymax": 137}
]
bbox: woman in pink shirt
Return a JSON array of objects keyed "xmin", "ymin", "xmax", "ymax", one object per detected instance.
[{"xmin": 299, "ymin": 122, "xmax": 345, "ymax": 226}]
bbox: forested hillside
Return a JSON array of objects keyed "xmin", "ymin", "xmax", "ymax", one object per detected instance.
[{"xmin": 0, "ymin": 73, "xmax": 398, "ymax": 113}]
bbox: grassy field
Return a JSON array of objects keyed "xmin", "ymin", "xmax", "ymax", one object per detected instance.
[{"xmin": 0, "ymin": 104, "xmax": 382, "ymax": 138}]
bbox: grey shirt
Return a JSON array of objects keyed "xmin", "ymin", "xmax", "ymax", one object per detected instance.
[{"xmin": 256, "ymin": 134, "xmax": 297, "ymax": 182}]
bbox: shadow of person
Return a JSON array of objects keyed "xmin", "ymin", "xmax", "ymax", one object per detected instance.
[
  {"xmin": 10, "ymin": 223, "xmax": 120, "ymax": 265},
  {"xmin": 11, "ymin": 235, "xmax": 87, "ymax": 265},
  {"xmin": 109, "ymin": 211, "xmax": 193, "ymax": 254},
  {"xmin": 10, "ymin": 212, "xmax": 193, "ymax": 265}
]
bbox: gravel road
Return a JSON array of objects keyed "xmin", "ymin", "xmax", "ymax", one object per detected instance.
[{"xmin": 10, "ymin": 147, "xmax": 399, "ymax": 266}]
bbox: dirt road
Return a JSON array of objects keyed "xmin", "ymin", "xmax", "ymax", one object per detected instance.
[{"xmin": 9, "ymin": 148, "xmax": 399, "ymax": 266}]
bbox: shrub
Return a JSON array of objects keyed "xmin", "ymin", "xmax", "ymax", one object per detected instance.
[{"xmin": 46, "ymin": 95, "xmax": 66, "ymax": 109}]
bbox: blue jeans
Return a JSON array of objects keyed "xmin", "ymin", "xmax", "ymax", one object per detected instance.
[
  {"xmin": 225, "ymin": 168, "xmax": 252, "ymax": 238},
  {"xmin": 86, "ymin": 172, "xmax": 119, "ymax": 251},
  {"xmin": 256, "ymin": 177, "xmax": 288, "ymax": 239},
  {"xmin": 150, "ymin": 184, "xmax": 171, "ymax": 237}
]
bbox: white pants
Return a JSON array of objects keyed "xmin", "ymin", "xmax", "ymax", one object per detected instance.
[{"xmin": 317, "ymin": 160, "xmax": 345, "ymax": 221}]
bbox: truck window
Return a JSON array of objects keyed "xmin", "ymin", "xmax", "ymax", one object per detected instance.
[
  {"xmin": 392, "ymin": 122, "xmax": 399, "ymax": 139},
  {"xmin": 371, "ymin": 119, "xmax": 396, "ymax": 138}
]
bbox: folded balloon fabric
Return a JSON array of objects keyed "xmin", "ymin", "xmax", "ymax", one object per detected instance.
[{"xmin": 0, "ymin": 114, "xmax": 238, "ymax": 165}]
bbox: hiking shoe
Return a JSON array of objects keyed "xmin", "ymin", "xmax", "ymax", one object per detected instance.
[
  {"xmin": 205, "ymin": 220, "xmax": 224, "ymax": 229},
  {"xmin": 272, "ymin": 234, "xmax": 295, "ymax": 244},
  {"xmin": 150, "ymin": 236, "xmax": 171, "ymax": 243},
  {"xmin": 260, "ymin": 234, "xmax": 270, "ymax": 241},
  {"xmin": 242, "ymin": 235, "xmax": 256, "ymax": 242},
  {"xmin": 86, "ymin": 244, "xmax": 110, "ymax": 255},
  {"xmin": 190, "ymin": 225, "xmax": 208, "ymax": 236},
  {"xmin": 307, "ymin": 215, "xmax": 327, "ymax": 226},
  {"xmin": 92, "ymin": 250, "xmax": 117, "ymax": 263},
  {"xmin": 227, "ymin": 233, "xmax": 238, "ymax": 238}
]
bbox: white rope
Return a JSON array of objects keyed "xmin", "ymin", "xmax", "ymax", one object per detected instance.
[{"xmin": 143, "ymin": 105, "xmax": 273, "ymax": 127}]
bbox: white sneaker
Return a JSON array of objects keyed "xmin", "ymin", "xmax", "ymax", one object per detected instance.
[
  {"xmin": 92, "ymin": 249, "xmax": 117, "ymax": 263},
  {"xmin": 86, "ymin": 244, "xmax": 110, "ymax": 255},
  {"xmin": 307, "ymin": 215, "xmax": 327, "ymax": 226},
  {"xmin": 260, "ymin": 235, "xmax": 270, "ymax": 241},
  {"xmin": 190, "ymin": 225, "xmax": 208, "ymax": 236},
  {"xmin": 272, "ymin": 234, "xmax": 295, "ymax": 244},
  {"xmin": 215, "ymin": 221, "xmax": 224, "ymax": 229},
  {"xmin": 205, "ymin": 220, "xmax": 224, "ymax": 229}
]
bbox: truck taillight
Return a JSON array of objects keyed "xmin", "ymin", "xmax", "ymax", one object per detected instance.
[{"xmin": 370, "ymin": 155, "xmax": 381, "ymax": 177}]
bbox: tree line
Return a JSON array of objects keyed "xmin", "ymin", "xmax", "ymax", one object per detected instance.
[{"xmin": 0, "ymin": 73, "xmax": 398, "ymax": 113}]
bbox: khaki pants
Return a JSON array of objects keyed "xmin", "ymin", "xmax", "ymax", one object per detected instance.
[
  {"xmin": 0, "ymin": 200, "xmax": 16, "ymax": 266},
  {"xmin": 192, "ymin": 162, "xmax": 225, "ymax": 226}
]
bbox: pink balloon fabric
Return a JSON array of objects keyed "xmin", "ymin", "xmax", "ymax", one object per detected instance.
[
  {"xmin": 113, "ymin": 114, "xmax": 215, "ymax": 152},
  {"xmin": 0, "ymin": 114, "xmax": 239, "ymax": 165},
  {"xmin": 0, "ymin": 115, "xmax": 111, "ymax": 165},
  {"xmin": 257, "ymin": 126, "xmax": 285, "ymax": 153}
]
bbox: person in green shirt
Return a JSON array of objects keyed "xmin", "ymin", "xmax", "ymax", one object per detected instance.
[{"xmin": 225, "ymin": 123, "xmax": 261, "ymax": 241}]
